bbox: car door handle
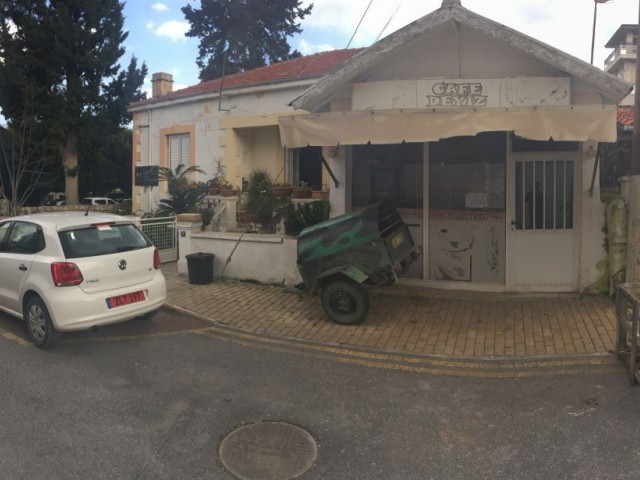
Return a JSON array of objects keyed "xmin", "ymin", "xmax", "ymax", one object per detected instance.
[{"xmin": 18, "ymin": 264, "xmax": 27, "ymax": 271}]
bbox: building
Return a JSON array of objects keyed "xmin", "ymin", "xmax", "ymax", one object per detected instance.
[
  {"xmin": 604, "ymin": 24, "xmax": 637, "ymax": 106},
  {"xmin": 129, "ymin": 0, "xmax": 631, "ymax": 293}
]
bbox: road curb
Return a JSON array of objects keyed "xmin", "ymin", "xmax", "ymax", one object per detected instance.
[{"xmin": 164, "ymin": 303, "xmax": 621, "ymax": 378}]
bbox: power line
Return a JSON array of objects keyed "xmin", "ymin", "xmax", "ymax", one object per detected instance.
[
  {"xmin": 346, "ymin": 0, "xmax": 375, "ymax": 49},
  {"xmin": 376, "ymin": 0, "xmax": 404, "ymax": 42}
]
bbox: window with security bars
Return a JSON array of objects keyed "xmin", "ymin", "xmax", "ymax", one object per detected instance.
[
  {"xmin": 514, "ymin": 160, "xmax": 573, "ymax": 230},
  {"xmin": 167, "ymin": 134, "xmax": 191, "ymax": 172}
]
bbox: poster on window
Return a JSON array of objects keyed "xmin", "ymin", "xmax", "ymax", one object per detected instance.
[{"xmin": 428, "ymin": 210, "xmax": 505, "ymax": 284}]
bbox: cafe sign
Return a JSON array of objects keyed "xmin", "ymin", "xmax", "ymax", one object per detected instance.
[{"xmin": 352, "ymin": 77, "xmax": 571, "ymax": 110}]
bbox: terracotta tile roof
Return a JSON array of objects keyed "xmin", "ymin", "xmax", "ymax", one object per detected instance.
[
  {"xmin": 618, "ymin": 106, "xmax": 634, "ymax": 126},
  {"xmin": 131, "ymin": 48, "xmax": 363, "ymax": 108}
]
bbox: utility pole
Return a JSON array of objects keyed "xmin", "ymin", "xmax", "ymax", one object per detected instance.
[
  {"xmin": 625, "ymin": 4, "xmax": 640, "ymax": 282},
  {"xmin": 592, "ymin": 0, "xmax": 612, "ymax": 65}
]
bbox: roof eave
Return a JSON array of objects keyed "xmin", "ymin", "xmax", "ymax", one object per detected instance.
[
  {"xmin": 292, "ymin": 4, "xmax": 632, "ymax": 112},
  {"xmin": 291, "ymin": 6, "xmax": 455, "ymax": 111},
  {"xmin": 128, "ymin": 77, "xmax": 319, "ymax": 113}
]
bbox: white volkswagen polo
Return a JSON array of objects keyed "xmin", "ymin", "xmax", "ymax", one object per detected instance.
[{"xmin": 0, "ymin": 211, "xmax": 167, "ymax": 349}]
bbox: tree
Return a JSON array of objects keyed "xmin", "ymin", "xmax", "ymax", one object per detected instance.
[
  {"xmin": 182, "ymin": 0, "xmax": 313, "ymax": 81},
  {"xmin": 0, "ymin": 0, "xmax": 147, "ymax": 205},
  {"xmin": 156, "ymin": 164, "xmax": 207, "ymax": 216},
  {"xmin": 0, "ymin": 111, "xmax": 54, "ymax": 216}
]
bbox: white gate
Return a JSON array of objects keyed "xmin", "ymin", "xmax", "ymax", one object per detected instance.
[{"xmin": 137, "ymin": 216, "xmax": 178, "ymax": 263}]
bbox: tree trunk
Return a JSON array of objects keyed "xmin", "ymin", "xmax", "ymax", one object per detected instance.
[{"xmin": 61, "ymin": 133, "xmax": 79, "ymax": 205}]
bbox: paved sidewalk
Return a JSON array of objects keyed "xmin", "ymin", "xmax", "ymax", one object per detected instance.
[{"xmin": 162, "ymin": 264, "xmax": 617, "ymax": 360}]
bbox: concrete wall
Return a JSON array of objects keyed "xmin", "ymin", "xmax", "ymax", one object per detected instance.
[
  {"xmin": 131, "ymin": 84, "xmax": 311, "ymax": 215},
  {"xmin": 177, "ymin": 217, "xmax": 301, "ymax": 286}
]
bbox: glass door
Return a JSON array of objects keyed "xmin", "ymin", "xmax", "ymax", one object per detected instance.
[{"xmin": 428, "ymin": 132, "xmax": 506, "ymax": 284}]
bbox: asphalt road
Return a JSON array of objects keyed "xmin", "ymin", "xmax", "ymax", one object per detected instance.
[{"xmin": 1, "ymin": 308, "xmax": 640, "ymax": 480}]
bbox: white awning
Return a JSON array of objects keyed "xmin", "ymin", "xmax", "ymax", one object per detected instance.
[{"xmin": 279, "ymin": 105, "xmax": 618, "ymax": 148}]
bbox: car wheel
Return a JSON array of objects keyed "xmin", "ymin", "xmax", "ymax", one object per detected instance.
[
  {"xmin": 321, "ymin": 279, "xmax": 369, "ymax": 325},
  {"xmin": 25, "ymin": 296, "xmax": 60, "ymax": 350},
  {"xmin": 137, "ymin": 308, "xmax": 160, "ymax": 321}
]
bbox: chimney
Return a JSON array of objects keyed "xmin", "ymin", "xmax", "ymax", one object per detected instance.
[{"xmin": 151, "ymin": 72, "xmax": 174, "ymax": 98}]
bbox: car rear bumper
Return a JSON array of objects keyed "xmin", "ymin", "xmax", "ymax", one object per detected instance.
[{"xmin": 43, "ymin": 273, "xmax": 167, "ymax": 332}]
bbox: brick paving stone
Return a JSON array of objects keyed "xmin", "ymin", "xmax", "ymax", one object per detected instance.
[{"xmin": 163, "ymin": 269, "xmax": 617, "ymax": 360}]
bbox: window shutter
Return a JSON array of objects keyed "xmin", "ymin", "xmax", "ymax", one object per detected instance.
[{"xmin": 168, "ymin": 134, "xmax": 191, "ymax": 172}]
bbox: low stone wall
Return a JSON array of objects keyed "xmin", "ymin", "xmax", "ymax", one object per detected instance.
[
  {"xmin": 177, "ymin": 216, "xmax": 302, "ymax": 286},
  {"xmin": 4, "ymin": 204, "xmax": 115, "ymax": 216}
]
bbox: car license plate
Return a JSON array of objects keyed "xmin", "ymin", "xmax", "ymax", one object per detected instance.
[
  {"xmin": 391, "ymin": 232, "xmax": 405, "ymax": 249},
  {"xmin": 106, "ymin": 291, "xmax": 145, "ymax": 309}
]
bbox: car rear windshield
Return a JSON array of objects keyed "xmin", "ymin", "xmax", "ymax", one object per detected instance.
[{"xmin": 58, "ymin": 224, "xmax": 151, "ymax": 259}]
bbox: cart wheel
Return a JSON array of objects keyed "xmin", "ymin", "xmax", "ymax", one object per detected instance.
[{"xmin": 321, "ymin": 279, "xmax": 369, "ymax": 325}]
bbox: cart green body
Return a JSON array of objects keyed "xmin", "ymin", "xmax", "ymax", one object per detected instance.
[{"xmin": 297, "ymin": 203, "xmax": 420, "ymax": 324}]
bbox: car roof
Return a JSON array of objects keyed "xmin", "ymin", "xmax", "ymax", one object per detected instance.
[{"xmin": 6, "ymin": 211, "xmax": 134, "ymax": 230}]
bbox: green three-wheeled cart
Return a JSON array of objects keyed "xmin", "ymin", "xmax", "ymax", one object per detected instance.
[{"xmin": 297, "ymin": 203, "xmax": 421, "ymax": 325}]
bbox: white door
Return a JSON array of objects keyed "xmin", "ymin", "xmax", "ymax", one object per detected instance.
[{"xmin": 508, "ymin": 152, "xmax": 579, "ymax": 291}]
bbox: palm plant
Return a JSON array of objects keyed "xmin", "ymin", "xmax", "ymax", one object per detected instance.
[{"xmin": 156, "ymin": 164, "xmax": 207, "ymax": 215}]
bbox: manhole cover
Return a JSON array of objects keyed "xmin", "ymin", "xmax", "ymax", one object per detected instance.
[{"xmin": 219, "ymin": 421, "xmax": 318, "ymax": 480}]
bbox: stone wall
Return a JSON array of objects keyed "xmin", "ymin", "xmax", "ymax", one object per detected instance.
[{"xmin": 2, "ymin": 204, "xmax": 116, "ymax": 217}]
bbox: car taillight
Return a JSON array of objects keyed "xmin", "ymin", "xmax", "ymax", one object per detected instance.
[
  {"xmin": 51, "ymin": 262, "xmax": 84, "ymax": 286},
  {"xmin": 153, "ymin": 248, "xmax": 161, "ymax": 270}
]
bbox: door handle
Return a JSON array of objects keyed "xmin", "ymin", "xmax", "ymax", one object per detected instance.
[{"xmin": 18, "ymin": 264, "xmax": 27, "ymax": 271}]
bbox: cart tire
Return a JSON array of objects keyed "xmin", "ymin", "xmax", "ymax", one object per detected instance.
[{"xmin": 321, "ymin": 279, "xmax": 369, "ymax": 325}]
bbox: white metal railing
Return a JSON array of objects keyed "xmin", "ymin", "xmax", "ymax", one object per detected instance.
[
  {"xmin": 605, "ymin": 44, "xmax": 638, "ymax": 70},
  {"xmin": 136, "ymin": 215, "xmax": 178, "ymax": 261}
]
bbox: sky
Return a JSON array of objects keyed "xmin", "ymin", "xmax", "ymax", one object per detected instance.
[{"xmin": 124, "ymin": 0, "xmax": 637, "ymax": 95}]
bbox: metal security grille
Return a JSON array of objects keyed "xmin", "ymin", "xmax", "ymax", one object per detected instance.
[
  {"xmin": 138, "ymin": 216, "xmax": 177, "ymax": 262},
  {"xmin": 515, "ymin": 159, "xmax": 574, "ymax": 230}
]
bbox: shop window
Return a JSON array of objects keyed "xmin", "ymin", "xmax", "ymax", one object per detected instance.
[
  {"xmin": 512, "ymin": 136, "xmax": 579, "ymax": 152},
  {"xmin": 514, "ymin": 159, "xmax": 573, "ymax": 230},
  {"xmin": 352, "ymin": 143, "xmax": 423, "ymax": 209},
  {"xmin": 428, "ymin": 132, "xmax": 506, "ymax": 284},
  {"xmin": 429, "ymin": 132, "xmax": 506, "ymax": 212},
  {"xmin": 294, "ymin": 146, "xmax": 323, "ymax": 189}
]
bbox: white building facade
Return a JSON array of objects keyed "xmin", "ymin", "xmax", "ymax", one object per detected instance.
[{"xmin": 129, "ymin": 0, "xmax": 631, "ymax": 293}]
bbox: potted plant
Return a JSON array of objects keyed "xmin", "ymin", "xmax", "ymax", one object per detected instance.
[
  {"xmin": 198, "ymin": 205, "xmax": 215, "ymax": 231},
  {"xmin": 311, "ymin": 184, "xmax": 329, "ymax": 200},
  {"xmin": 218, "ymin": 178, "xmax": 238, "ymax": 196},
  {"xmin": 246, "ymin": 168, "xmax": 276, "ymax": 231},
  {"xmin": 156, "ymin": 164, "xmax": 207, "ymax": 215},
  {"xmin": 207, "ymin": 178, "xmax": 220, "ymax": 195},
  {"xmin": 275, "ymin": 198, "xmax": 330, "ymax": 236},
  {"xmin": 271, "ymin": 181, "xmax": 293, "ymax": 198},
  {"xmin": 275, "ymin": 198, "xmax": 302, "ymax": 236},
  {"xmin": 292, "ymin": 180, "xmax": 312, "ymax": 199}
]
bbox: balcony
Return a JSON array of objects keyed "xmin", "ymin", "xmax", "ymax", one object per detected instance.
[{"xmin": 605, "ymin": 44, "xmax": 637, "ymax": 73}]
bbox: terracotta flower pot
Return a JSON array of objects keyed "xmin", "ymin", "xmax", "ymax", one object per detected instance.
[
  {"xmin": 271, "ymin": 186, "xmax": 293, "ymax": 198},
  {"xmin": 311, "ymin": 190, "xmax": 329, "ymax": 200},
  {"xmin": 291, "ymin": 188, "xmax": 311, "ymax": 199},
  {"xmin": 219, "ymin": 188, "xmax": 237, "ymax": 197}
]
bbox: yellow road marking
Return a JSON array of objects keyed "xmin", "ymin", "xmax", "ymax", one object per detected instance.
[
  {"xmin": 0, "ymin": 312, "xmax": 620, "ymax": 379},
  {"xmin": 1, "ymin": 330, "xmax": 32, "ymax": 347}
]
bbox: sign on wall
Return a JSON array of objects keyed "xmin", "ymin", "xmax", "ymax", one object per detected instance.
[
  {"xmin": 134, "ymin": 166, "xmax": 159, "ymax": 187},
  {"xmin": 352, "ymin": 78, "xmax": 571, "ymax": 110}
]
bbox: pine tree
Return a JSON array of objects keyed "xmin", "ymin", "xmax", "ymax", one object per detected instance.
[
  {"xmin": 0, "ymin": 0, "xmax": 147, "ymax": 205},
  {"xmin": 182, "ymin": 0, "xmax": 313, "ymax": 81}
]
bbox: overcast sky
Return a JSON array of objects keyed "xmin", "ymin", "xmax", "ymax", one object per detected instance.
[{"xmin": 123, "ymin": 0, "xmax": 636, "ymax": 93}]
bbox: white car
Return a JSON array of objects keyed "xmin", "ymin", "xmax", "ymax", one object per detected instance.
[
  {"xmin": 0, "ymin": 212, "xmax": 167, "ymax": 349},
  {"xmin": 81, "ymin": 197, "xmax": 118, "ymax": 205}
]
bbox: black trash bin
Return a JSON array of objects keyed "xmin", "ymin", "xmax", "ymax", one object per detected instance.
[{"xmin": 185, "ymin": 252, "xmax": 214, "ymax": 285}]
